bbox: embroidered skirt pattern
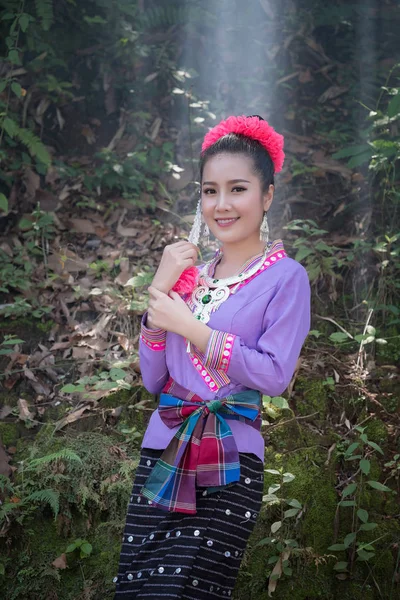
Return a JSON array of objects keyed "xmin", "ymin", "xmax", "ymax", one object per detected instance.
[{"xmin": 113, "ymin": 448, "xmax": 264, "ymax": 599}]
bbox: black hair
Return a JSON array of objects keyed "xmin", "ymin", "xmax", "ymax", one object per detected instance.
[{"xmin": 199, "ymin": 115, "xmax": 275, "ymax": 192}]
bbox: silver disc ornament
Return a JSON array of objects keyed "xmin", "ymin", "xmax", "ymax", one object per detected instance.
[{"xmin": 191, "ymin": 283, "xmax": 230, "ymax": 324}]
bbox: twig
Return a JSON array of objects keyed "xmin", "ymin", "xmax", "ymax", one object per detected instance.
[
  {"xmin": 356, "ymin": 308, "xmax": 374, "ymax": 371},
  {"xmin": 341, "ymin": 415, "xmax": 372, "ymax": 439},
  {"xmin": 314, "ymin": 314, "xmax": 354, "ymax": 339},
  {"xmin": 266, "ymin": 411, "xmax": 319, "ymax": 431},
  {"xmin": 325, "ymin": 442, "xmax": 336, "ymax": 466},
  {"xmin": 335, "ymin": 467, "xmax": 361, "ymax": 490}
]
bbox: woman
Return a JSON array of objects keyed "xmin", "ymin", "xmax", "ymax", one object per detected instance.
[{"xmin": 113, "ymin": 115, "xmax": 311, "ymax": 599}]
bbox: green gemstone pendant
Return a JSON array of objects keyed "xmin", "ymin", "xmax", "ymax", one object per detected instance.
[{"xmin": 201, "ymin": 294, "xmax": 211, "ymax": 304}]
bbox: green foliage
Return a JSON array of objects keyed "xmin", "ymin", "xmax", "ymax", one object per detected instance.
[
  {"xmin": 0, "ymin": 2, "xmax": 52, "ymax": 180},
  {"xmin": 22, "ymin": 204, "xmax": 55, "ymax": 240},
  {"xmin": 25, "ymin": 448, "xmax": 83, "ymax": 471},
  {"xmin": 0, "ymin": 430, "xmax": 138, "ymax": 538},
  {"xmin": 0, "ymin": 336, "xmax": 25, "ymax": 357},
  {"xmin": 65, "ymin": 538, "xmax": 93, "ymax": 559},
  {"xmin": 83, "ymin": 139, "xmax": 175, "ymax": 204},
  {"xmin": 284, "ymin": 219, "xmax": 344, "ymax": 283},
  {"xmin": 262, "ymin": 395, "xmax": 290, "ymax": 421},
  {"xmin": 0, "ymin": 245, "xmax": 33, "ymax": 294},
  {"xmin": 1, "ymin": 117, "xmax": 51, "ymax": 166},
  {"xmin": 0, "ymin": 0, "xmax": 183, "ymax": 210},
  {"xmin": 0, "ymin": 211, "xmax": 54, "ymax": 319},
  {"xmin": 329, "ymin": 426, "xmax": 395, "ymax": 572},
  {"xmin": 136, "ymin": 4, "xmax": 187, "ymax": 30},
  {"xmin": 256, "ymin": 469, "xmax": 304, "ymax": 591},
  {"xmin": 60, "ymin": 367, "xmax": 132, "ymax": 397},
  {"xmin": 34, "ymin": 0, "xmax": 54, "ymax": 31}
]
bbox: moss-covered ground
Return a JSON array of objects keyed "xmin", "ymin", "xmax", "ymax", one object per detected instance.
[{"xmin": 0, "ymin": 332, "xmax": 400, "ymax": 600}]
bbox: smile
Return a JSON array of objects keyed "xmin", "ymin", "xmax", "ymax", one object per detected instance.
[{"xmin": 215, "ymin": 218, "xmax": 239, "ymax": 228}]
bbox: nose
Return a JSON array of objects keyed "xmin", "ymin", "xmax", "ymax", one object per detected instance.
[{"xmin": 215, "ymin": 191, "xmax": 232, "ymax": 211}]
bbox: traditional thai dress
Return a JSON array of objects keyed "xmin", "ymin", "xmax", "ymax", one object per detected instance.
[{"xmin": 113, "ymin": 239, "xmax": 311, "ymax": 599}]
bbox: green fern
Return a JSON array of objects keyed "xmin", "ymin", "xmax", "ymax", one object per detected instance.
[
  {"xmin": 1, "ymin": 117, "xmax": 51, "ymax": 166},
  {"xmin": 35, "ymin": 0, "xmax": 54, "ymax": 31},
  {"xmin": 15, "ymin": 125, "xmax": 51, "ymax": 166},
  {"xmin": 138, "ymin": 5, "xmax": 186, "ymax": 30},
  {"xmin": 0, "ymin": 501, "xmax": 19, "ymax": 522},
  {"xmin": 25, "ymin": 448, "xmax": 82, "ymax": 471},
  {"xmin": 0, "ymin": 474, "xmax": 14, "ymax": 494},
  {"xmin": 118, "ymin": 458, "xmax": 139, "ymax": 480},
  {"xmin": 77, "ymin": 482, "xmax": 99, "ymax": 508},
  {"xmin": 24, "ymin": 489, "xmax": 60, "ymax": 519}
]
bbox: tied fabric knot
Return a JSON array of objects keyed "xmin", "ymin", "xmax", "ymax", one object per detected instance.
[
  {"xmin": 206, "ymin": 399, "xmax": 223, "ymax": 414},
  {"xmin": 140, "ymin": 390, "xmax": 261, "ymax": 514}
]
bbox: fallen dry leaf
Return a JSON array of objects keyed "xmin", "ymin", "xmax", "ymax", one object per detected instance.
[
  {"xmin": 117, "ymin": 209, "xmax": 141, "ymax": 237},
  {"xmin": 18, "ymin": 398, "xmax": 35, "ymax": 422},
  {"xmin": 318, "ymin": 85, "xmax": 348, "ymax": 103},
  {"xmin": 68, "ymin": 218, "xmax": 97, "ymax": 234},
  {"xmin": 72, "ymin": 346, "xmax": 96, "ymax": 360},
  {"xmin": 55, "ymin": 405, "xmax": 93, "ymax": 431},
  {"xmin": 22, "ymin": 167, "xmax": 40, "ymax": 201},
  {"xmin": 52, "ymin": 553, "xmax": 68, "ymax": 569},
  {"xmin": 268, "ymin": 551, "xmax": 291, "ymax": 597}
]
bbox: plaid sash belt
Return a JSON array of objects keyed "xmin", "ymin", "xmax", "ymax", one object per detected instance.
[{"xmin": 140, "ymin": 390, "xmax": 261, "ymax": 514}]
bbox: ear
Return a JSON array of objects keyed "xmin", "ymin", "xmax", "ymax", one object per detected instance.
[{"xmin": 262, "ymin": 184, "xmax": 274, "ymax": 212}]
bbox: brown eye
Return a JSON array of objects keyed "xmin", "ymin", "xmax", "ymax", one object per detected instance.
[{"xmin": 232, "ymin": 186, "xmax": 246, "ymax": 192}]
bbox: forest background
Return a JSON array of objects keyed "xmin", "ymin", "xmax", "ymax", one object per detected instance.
[{"xmin": 0, "ymin": 0, "xmax": 399, "ymax": 599}]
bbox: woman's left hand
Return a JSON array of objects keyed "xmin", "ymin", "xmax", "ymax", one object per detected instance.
[{"xmin": 147, "ymin": 286, "xmax": 193, "ymax": 335}]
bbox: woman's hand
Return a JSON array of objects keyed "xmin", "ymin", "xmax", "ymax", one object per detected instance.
[
  {"xmin": 151, "ymin": 241, "xmax": 198, "ymax": 293},
  {"xmin": 147, "ymin": 287, "xmax": 212, "ymax": 352},
  {"xmin": 147, "ymin": 286, "xmax": 194, "ymax": 335}
]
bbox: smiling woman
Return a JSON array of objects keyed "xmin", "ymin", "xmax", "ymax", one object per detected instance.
[
  {"xmin": 112, "ymin": 115, "xmax": 310, "ymax": 600},
  {"xmin": 201, "ymin": 154, "xmax": 273, "ymax": 270}
]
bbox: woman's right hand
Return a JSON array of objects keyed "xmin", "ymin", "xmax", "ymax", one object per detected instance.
[{"xmin": 151, "ymin": 241, "xmax": 199, "ymax": 293}]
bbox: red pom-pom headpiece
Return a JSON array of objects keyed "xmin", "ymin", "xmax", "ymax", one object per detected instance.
[{"xmin": 202, "ymin": 115, "xmax": 285, "ymax": 173}]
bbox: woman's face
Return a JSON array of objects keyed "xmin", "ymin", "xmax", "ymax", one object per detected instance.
[{"xmin": 201, "ymin": 153, "xmax": 274, "ymax": 245}]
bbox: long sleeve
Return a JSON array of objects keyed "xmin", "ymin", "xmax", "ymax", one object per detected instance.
[
  {"xmin": 202, "ymin": 263, "xmax": 311, "ymax": 397},
  {"xmin": 139, "ymin": 313, "xmax": 169, "ymax": 394}
]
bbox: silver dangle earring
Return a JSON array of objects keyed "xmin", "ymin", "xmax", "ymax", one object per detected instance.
[
  {"xmin": 202, "ymin": 221, "xmax": 210, "ymax": 246},
  {"xmin": 188, "ymin": 199, "xmax": 203, "ymax": 246},
  {"xmin": 189, "ymin": 197, "xmax": 210, "ymax": 246},
  {"xmin": 260, "ymin": 211, "xmax": 269, "ymax": 243}
]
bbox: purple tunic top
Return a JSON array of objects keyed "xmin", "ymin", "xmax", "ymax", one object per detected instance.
[{"xmin": 139, "ymin": 239, "xmax": 311, "ymax": 462}]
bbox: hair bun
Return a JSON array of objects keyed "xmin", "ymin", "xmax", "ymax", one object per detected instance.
[{"xmin": 202, "ymin": 115, "xmax": 285, "ymax": 173}]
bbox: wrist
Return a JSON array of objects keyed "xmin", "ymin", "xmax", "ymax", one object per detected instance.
[
  {"xmin": 143, "ymin": 311, "xmax": 165, "ymax": 332},
  {"xmin": 151, "ymin": 279, "xmax": 171, "ymax": 294},
  {"xmin": 181, "ymin": 318, "xmax": 212, "ymax": 354}
]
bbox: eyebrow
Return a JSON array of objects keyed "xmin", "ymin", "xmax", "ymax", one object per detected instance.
[{"xmin": 202, "ymin": 179, "xmax": 251, "ymax": 185}]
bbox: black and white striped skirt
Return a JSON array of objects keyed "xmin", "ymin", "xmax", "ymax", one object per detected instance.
[{"xmin": 112, "ymin": 448, "xmax": 264, "ymax": 599}]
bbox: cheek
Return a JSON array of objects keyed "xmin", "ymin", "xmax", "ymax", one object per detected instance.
[
  {"xmin": 238, "ymin": 201, "xmax": 263, "ymax": 222},
  {"xmin": 201, "ymin": 197, "xmax": 213, "ymax": 217}
]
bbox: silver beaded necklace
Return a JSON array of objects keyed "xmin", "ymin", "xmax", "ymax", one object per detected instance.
[{"xmin": 188, "ymin": 242, "xmax": 272, "ymax": 324}]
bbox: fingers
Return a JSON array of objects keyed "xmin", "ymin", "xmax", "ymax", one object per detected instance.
[
  {"xmin": 168, "ymin": 290, "xmax": 183, "ymax": 301},
  {"xmin": 166, "ymin": 241, "xmax": 199, "ymax": 254},
  {"xmin": 180, "ymin": 249, "xmax": 198, "ymax": 264},
  {"xmin": 181, "ymin": 248, "xmax": 198, "ymax": 259},
  {"xmin": 168, "ymin": 241, "xmax": 190, "ymax": 248},
  {"xmin": 148, "ymin": 286, "xmax": 164, "ymax": 299}
]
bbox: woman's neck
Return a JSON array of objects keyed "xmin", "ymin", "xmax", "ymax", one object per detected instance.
[{"xmin": 216, "ymin": 237, "xmax": 268, "ymax": 276}]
